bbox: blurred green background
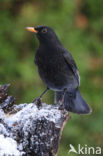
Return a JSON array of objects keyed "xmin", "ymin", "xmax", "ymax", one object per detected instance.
[{"xmin": 0, "ymin": 0, "xmax": 103, "ymax": 155}]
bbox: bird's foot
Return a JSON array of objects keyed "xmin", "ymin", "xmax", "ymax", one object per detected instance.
[
  {"xmin": 59, "ymin": 102, "xmax": 64, "ymax": 110},
  {"xmin": 58, "ymin": 101, "xmax": 70, "ymax": 117},
  {"xmin": 32, "ymin": 97, "xmax": 42, "ymax": 108},
  {"xmin": 55, "ymin": 100, "xmax": 64, "ymax": 110},
  {"xmin": 58, "ymin": 97, "xmax": 65, "ymax": 110}
]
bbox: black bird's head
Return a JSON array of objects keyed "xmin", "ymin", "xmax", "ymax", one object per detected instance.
[{"xmin": 26, "ymin": 25, "xmax": 60, "ymax": 45}]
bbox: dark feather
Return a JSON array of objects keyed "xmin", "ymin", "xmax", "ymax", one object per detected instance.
[{"xmin": 63, "ymin": 51, "xmax": 80, "ymax": 85}]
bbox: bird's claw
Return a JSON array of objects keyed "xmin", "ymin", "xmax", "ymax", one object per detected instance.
[
  {"xmin": 55, "ymin": 100, "xmax": 64, "ymax": 110},
  {"xmin": 59, "ymin": 103, "xmax": 64, "ymax": 110},
  {"xmin": 32, "ymin": 97, "xmax": 42, "ymax": 108}
]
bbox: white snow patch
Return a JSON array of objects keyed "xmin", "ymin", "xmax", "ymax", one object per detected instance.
[
  {"xmin": 5, "ymin": 103, "xmax": 62, "ymax": 128},
  {"xmin": 0, "ymin": 109, "xmax": 4, "ymax": 120},
  {"xmin": 0, "ymin": 124, "xmax": 9, "ymax": 136},
  {"xmin": 0, "ymin": 135, "xmax": 22, "ymax": 156}
]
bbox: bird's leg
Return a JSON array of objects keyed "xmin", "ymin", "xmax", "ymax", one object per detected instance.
[
  {"xmin": 39, "ymin": 87, "xmax": 49, "ymax": 98},
  {"xmin": 61, "ymin": 88, "xmax": 67, "ymax": 102},
  {"xmin": 32, "ymin": 87, "xmax": 49, "ymax": 107},
  {"xmin": 59, "ymin": 88, "xmax": 67, "ymax": 110}
]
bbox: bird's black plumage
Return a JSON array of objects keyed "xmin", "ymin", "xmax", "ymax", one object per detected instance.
[{"xmin": 27, "ymin": 25, "xmax": 92, "ymax": 114}]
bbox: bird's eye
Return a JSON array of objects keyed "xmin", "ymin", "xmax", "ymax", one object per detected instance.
[{"xmin": 41, "ymin": 28, "xmax": 47, "ymax": 34}]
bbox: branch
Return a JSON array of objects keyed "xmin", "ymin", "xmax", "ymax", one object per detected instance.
[{"xmin": 0, "ymin": 84, "xmax": 70, "ymax": 156}]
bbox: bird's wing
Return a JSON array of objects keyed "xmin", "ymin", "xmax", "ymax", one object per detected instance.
[{"xmin": 63, "ymin": 50, "xmax": 80, "ymax": 86}]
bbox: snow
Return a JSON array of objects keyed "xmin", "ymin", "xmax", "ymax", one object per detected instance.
[
  {"xmin": 0, "ymin": 135, "xmax": 22, "ymax": 156},
  {"xmin": 0, "ymin": 109, "xmax": 4, "ymax": 120},
  {"xmin": 0, "ymin": 124, "xmax": 9, "ymax": 136},
  {"xmin": 5, "ymin": 103, "xmax": 62, "ymax": 128},
  {"xmin": 0, "ymin": 102, "xmax": 63, "ymax": 155}
]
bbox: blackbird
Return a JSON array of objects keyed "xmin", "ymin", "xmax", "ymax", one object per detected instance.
[{"xmin": 26, "ymin": 25, "xmax": 92, "ymax": 114}]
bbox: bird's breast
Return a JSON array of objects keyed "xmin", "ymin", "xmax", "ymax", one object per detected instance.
[{"xmin": 35, "ymin": 48, "xmax": 78, "ymax": 90}]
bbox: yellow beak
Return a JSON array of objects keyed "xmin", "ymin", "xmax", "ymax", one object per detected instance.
[{"xmin": 26, "ymin": 27, "xmax": 38, "ymax": 33}]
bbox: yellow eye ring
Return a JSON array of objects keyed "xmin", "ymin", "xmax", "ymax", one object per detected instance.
[{"xmin": 41, "ymin": 28, "xmax": 47, "ymax": 34}]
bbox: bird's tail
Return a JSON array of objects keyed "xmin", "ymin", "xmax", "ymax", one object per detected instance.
[{"xmin": 64, "ymin": 89, "xmax": 92, "ymax": 114}]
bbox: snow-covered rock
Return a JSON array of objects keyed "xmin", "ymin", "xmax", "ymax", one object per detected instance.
[{"xmin": 0, "ymin": 102, "xmax": 69, "ymax": 156}]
